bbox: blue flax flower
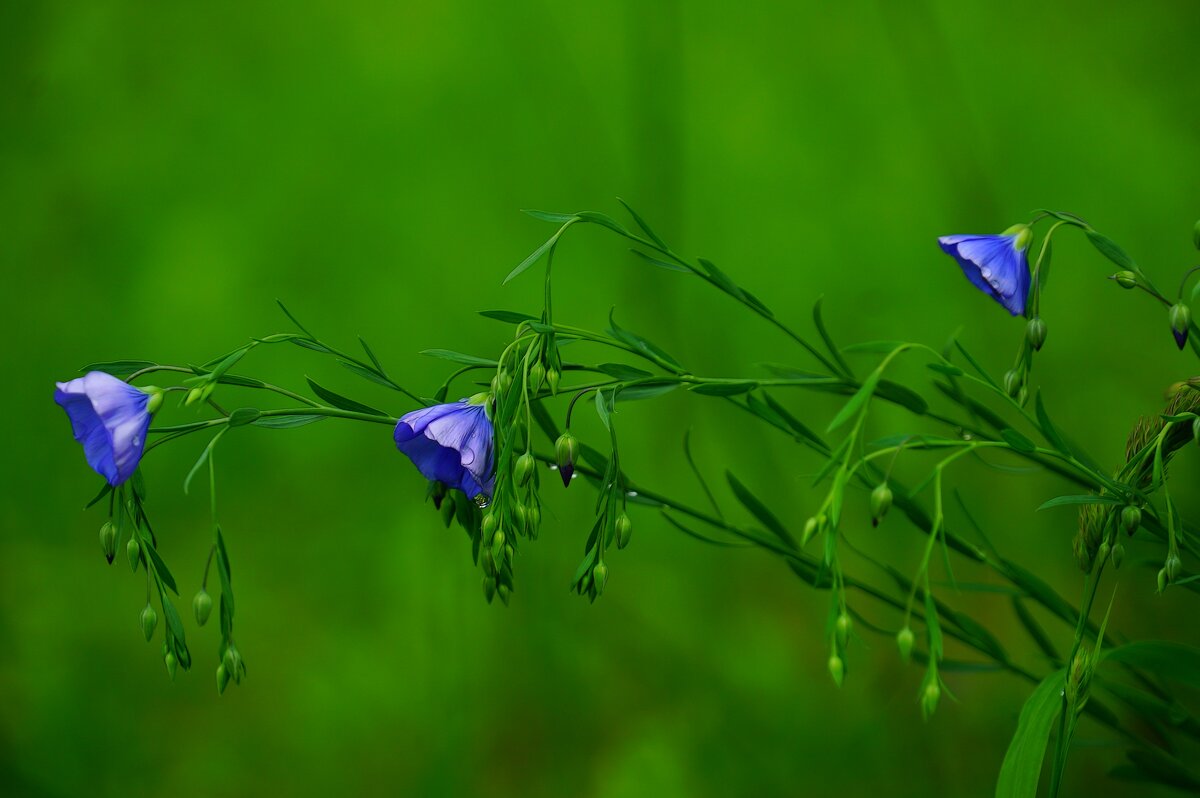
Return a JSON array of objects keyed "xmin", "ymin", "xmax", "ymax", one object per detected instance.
[
  {"xmin": 55, "ymin": 371, "xmax": 161, "ymax": 486},
  {"xmin": 394, "ymin": 396, "xmax": 495, "ymax": 501},
  {"xmin": 938, "ymin": 225, "xmax": 1032, "ymax": 316}
]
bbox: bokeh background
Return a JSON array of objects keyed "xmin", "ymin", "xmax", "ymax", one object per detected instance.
[{"xmin": 3, "ymin": 1, "xmax": 1199, "ymax": 796}]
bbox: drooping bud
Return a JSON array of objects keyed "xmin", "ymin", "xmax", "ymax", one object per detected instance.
[
  {"xmin": 870, "ymin": 483, "xmax": 893, "ymax": 526},
  {"xmin": 143, "ymin": 386, "xmax": 164, "ymax": 414},
  {"xmin": 99, "ymin": 522, "xmax": 117, "ymax": 564},
  {"xmin": 616, "ymin": 513, "xmax": 633, "ymax": 549},
  {"xmin": 497, "ymin": 584, "xmax": 511, "ymax": 606},
  {"xmin": 140, "ymin": 604, "xmax": 158, "ymax": 642},
  {"xmin": 491, "ymin": 529, "xmax": 505, "ymax": 564},
  {"xmin": 127, "ymin": 536, "xmax": 140, "ymax": 572},
  {"xmin": 1194, "ymin": 417, "xmax": 1200, "ymax": 447},
  {"xmin": 527, "ymin": 506, "xmax": 542, "ymax": 537},
  {"xmin": 216, "ymin": 663, "xmax": 230, "ymax": 695},
  {"xmin": 185, "ymin": 387, "xmax": 204, "ymax": 406},
  {"xmin": 554, "ymin": 432, "xmax": 578, "ymax": 488},
  {"xmin": 481, "ymin": 512, "xmax": 498, "ymax": 540},
  {"xmin": 1026, "ymin": 317, "xmax": 1048, "ymax": 351},
  {"xmin": 827, "ymin": 654, "xmax": 844, "ymax": 687},
  {"xmin": 164, "ymin": 650, "xmax": 178, "ymax": 681},
  {"xmin": 921, "ymin": 680, "xmax": 941, "ymax": 718},
  {"xmin": 1097, "ymin": 540, "xmax": 1110, "ymax": 564},
  {"xmin": 1121, "ymin": 505, "xmax": 1141, "ymax": 536},
  {"xmin": 1111, "ymin": 542, "xmax": 1125, "ymax": 569},
  {"xmin": 193, "ymin": 589, "xmax": 213, "ymax": 626},
  {"xmin": 1166, "ymin": 556, "xmax": 1182, "ymax": 583},
  {"xmin": 1114, "ymin": 271, "xmax": 1137, "ymax": 289},
  {"xmin": 1066, "ymin": 648, "xmax": 1092, "ymax": 707},
  {"xmin": 1003, "ymin": 369, "xmax": 1021, "ymax": 398},
  {"xmin": 593, "ymin": 562, "xmax": 608, "ymax": 595},
  {"xmin": 1157, "ymin": 568, "xmax": 1168, "ymax": 593},
  {"xmin": 439, "ymin": 495, "xmax": 456, "ymax": 528},
  {"xmin": 514, "ymin": 452, "xmax": 535, "ymax": 486},
  {"xmin": 482, "ymin": 576, "xmax": 496, "ymax": 604},
  {"xmin": 802, "ymin": 517, "xmax": 819, "ymax": 545},
  {"xmin": 223, "ymin": 645, "xmax": 237, "ymax": 676},
  {"xmin": 835, "ymin": 613, "xmax": 852, "ymax": 648},
  {"xmin": 897, "ymin": 627, "xmax": 914, "ymax": 661},
  {"xmin": 546, "ymin": 368, "xmax": 561, "ymax": 395},
  {"xmin": 528, "ymin": 362, "xmax": 545, "ymax": 392},
  {"xmin": 1170, "ymin": 303, "xmax": 1191, "ymax": 350}
]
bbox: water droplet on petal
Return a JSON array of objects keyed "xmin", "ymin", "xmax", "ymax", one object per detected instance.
[{"xmin": 474, "ymin": 494, "xmax": 491, "ymax": 509}]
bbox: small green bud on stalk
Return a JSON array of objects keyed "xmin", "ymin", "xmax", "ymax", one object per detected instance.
[
  {"xmin": 1017, "ymin": 386, "xmax": 1028, "ymax": 407},
  {"xmin": 870, "ymin": 483, "xmax": 892, "ymax": 526},
  {"xmin": 1003, "ymin": 369, "xmax": 1021, "ymax": 398},
  {"xmin": 490, "ymin": 375, "xmax": 501, "ymax": 395},
  {"xmin": 497, "ymin": 584, "xmax": 511, "ymax": 606},
  {"xmin": 1066, "ymin": 648, "xmax": 1092, "ymax": 707},
  {"xmin": 554, "ymin": 432, "xmax": 578, "ymax": 488},
  {"xmin": 514, "ymin": 504, "xmax": 528, "ymax": 531},
  {"xmin": 528, "ymin": 362, "xmax": 545, "ymax": 392},
  {"xmin": 481, "ymin": 513, "xmax": 498, "ymax": 539},
  {"xmin": 1170, "ymin": 303, "xmax": 1192, "ymax": 350},
  {"xmin": 1026, "ymin": 317, "xmax": 1048, "ymax": 351},
  {"xmin": 482, "ymin": 576, "xmax": 496, "ymax": 603},
  {"xmin": 616, "ymin": 513, "xmax": 633, "ymax": 549},
  {"xmin": 527, "ymin": 506, "xmax": 541, "ymax": 534},
  {"xmin": 505, "ymin": 544, "xmax": 515, "ymax": 563},
  {"xmin": 99, "ymin": 522, "xmax": 117, "ymax": 563},
  {"xmin": 1114, "ymin": 271, "xmax": 1138, "ymax": 289},
  {"xmin": 1121, "ymin": 505, "xmax": 1141, "ymax": 536},
  {"xmin": 921, "ymin": 681, "xmax": 940, "ymax": 718},
  {"xmin": 491, "ymin": 530, "xmax": 505, "ymax": 564},
  {"xmin": 835, "ymin": 613, "xmax": 852, "ymax": 648},
  {"xmin": 1193, "ymin": 417, "xmax": 1200, "ymax": 447},
  {"xmin": 127, "ymin": 536, "xmax": 140, "ymax": 572},
  {"xmin": 216, "ymin": 663, "xmax": 230, "ymax": 695},
  {"xmin": 164, "ymin": 650, "xmax": 178, "ymax": 681},
  {"xmin": 1193, "ymin": 219, "xmax": 1200, "ymax": 251},
  {"xmin": 144, "ymin": 387, "xmax": 164, "ymax": 414},
  {"xmin": 140, "ymin": 604, "xmax": 158, "ymax": 642},
  {"xmin": 1097, "ymin": 540, "xmax": 1110, "ymax": 564},
  {"xmin": 1157, "ymin": 568, "xmax": 1168, "ymax": 593},
  {"xmin": 802, "ymin": 517, "xmax": 819, "ymax": 545},
  {"xmin": 897, "ymin": 627, "xmax": 914, "ymax": 661},
  {"xmin": 514, "ymin": 452, "xmax": 535, "ymax": 486},
  {"xmin": 185, "ymin": 387, "xmax": 204, "ymax": 406},
  {"xmin": 223, "ymin": 646, "xmax": 237, "ymax": 676},
  {"xmin": 546, "ymin": 368, "xmax": 560, "ymax": 395},
  {"xmin": 827, "ymin": 654, "xmax": 844, "ymax": 687},
  {"xmin": 593, "ymin": 562, "xmax": 608, "ymax": 595},
  {"xmin": 1166, "ymin": 556, "xmax": 1182, "ymax": 583},
  {"xmin": 193, "ymin": 589, "xmax": 213, "ymax": 626},
  {"xmin": 1111, "ymin": 542, "xmax": 1125, "ymax": 569}
]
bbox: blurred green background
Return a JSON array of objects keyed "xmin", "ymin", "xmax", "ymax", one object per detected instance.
[{"xmin": 3, "ymin": 1, "xmax": 1199, "ymax": 796}]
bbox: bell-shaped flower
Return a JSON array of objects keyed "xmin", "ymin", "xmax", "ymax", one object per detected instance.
[
  {"xmin": 938, "ymin": 225, "xmax": 1032, "ymax": 316},
  {"xmin": 394, "ymin": 396, "xmax": 495, "ymax": 502},
  {"xmin": 55, "ymin": 371, "xmax": 161, "ymax": 486}
]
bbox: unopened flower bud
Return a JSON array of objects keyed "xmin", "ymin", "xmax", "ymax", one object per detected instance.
[
  {"xmin": 99, "ymin": 522, "xmax": 117, "ymax": 563},
  {"xmin": 1121, "ymin": 505, "xmax": 1141, "ymax": 536},
  {"xmin": 870, "ymin": 483, "xmax": 893, "ymax": 526},
  {"xmin": 505, "ymin": 544, "xmax": 515, "ymax": 563},
  {"xmin": 802, "ymin": 516, "xmax": 819, "ymax": 545},
  {"xmin": 897, "ymin": 627, "xmax": 914, "ymax": 661},
  {"xmin": 827, "ymin": 654, "xmax": 844, "ymax": 687},
  {"xmin": 185, "ymin": 387, "xmax": 204, "ymax": 406},
  {"xmin": 529, "ymin": 362, "xmax": 545, "ymax": 391},
  {"xmin": 497, "ymin": 584, "xmax": 511, "ymax": 605},
  {"xmin": 527, "ymin": 506, "xmax": 541, "ymax": 533},
  {"xmin": 1003, "ymin": 369, "xmax": 1021, "ymax": 398},
  {"xmin": 1017, "ymin": 386, "xmax": 1028, "ymax": 407},
  {"xmin": 140, "ymin": 604, "xmax": 157, "ymax": 642},
  {"xmin": 1194, "ymin": 417, "xmax": 1200, "ymax": 447},
  {"xmin": 1097, "ymin": 540, "xmax": 1110, "ymax": 564},
  {"xmin": 491, "ymin": 529, "xmax": 505, "ymax": 564},
  {"xmin": 1111, "ymin": 542, "xmax": 1125, "ymax": 569},
  {"xmin": 616, "ymin": 513, "xmax": 633, "ymax": 549},
  {"xmin": 921, "ymin": 681, "xmax": 941, "ymax": 718},
  {"xmin": 223, "ymin": 645, "xmax": 237, "ymax": 676},
  {"xmin": 514, "ymin": 452, "xmax": 535, "ymax": 486},
  {"xmin": 546, "ymin": 368, "xmax": 561, "ymax": 395},
  {"xmin": 1114, "ymin": 271, "xmax": 1137, "ymax": 289},
  {"xmin": 554, "ymin": 432, "xmax": 578, "ymax": 488},
  {"xmin": 164, "ymin": 650, "xmax": 178, "ymax": 681},
  {"xmin": 144, "ymin": 387, "xmax": 164, "ymax": 414},
  {"xmin": 440, "ymin": 496, "xmax": 456, "ymax": 528},
  {"xmin": 593, "ymin": 562, "xmax": 608, "ymax": 595},
  {"xmin": 216, "ymin": 663, "xmax": 230, "ymax": 695},
  {"xmin": 1166, "ymin": 556, "xmax": 1182, "ymax": 583},
  {"xmin": 127, "ymin": 536, "xmax": 140, "ymax": 572},
  {"xmin": 481, "ymin": 513, "xmax": 498, "ymax": 539},
  {"xmin": 482, "ymin": 576, "xmax": 496, "ymax": 603},
  {"xmin": 1026, "ymin": 317, "xmax": 1048, "ymax": 351},
  {"xmin": 835, "ymin": 613, "xmax": 852, "ymax": 648},
  {"xmin": 1193, "ymin": 219, "xmax": 1200, "ymax": 251},
  {"xmin": 1170, "ymin": 303, "xmax": 1191, "ymax": 350},
  {"xmin": 1157, "ymin": 568, "xmax": 1168, "ymax": 593},
  {"xmin": 193, "ymin": 589, "xmax": 212, "ymax": 626}
]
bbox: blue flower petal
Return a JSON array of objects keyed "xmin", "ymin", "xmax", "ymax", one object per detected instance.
[
  {"xmin": 54, "ymin": 371, "xmax": 153, "ymax": 485},
  {"xmin": 938, "ymin": 233, "xmax": 1031, "ymax": 316},
  {"xmin": 394, "ymin": 400, "xmax": 494, "ymax": 499}
]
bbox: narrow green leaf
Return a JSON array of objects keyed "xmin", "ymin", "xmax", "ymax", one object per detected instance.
[
  {"xmin": 479, "ymin": 309, "xmax": 540, "ymax": 325},
  {"xmin": 843, "ymin": 341, "xmax": 908, "ymax": 353},
  {"xmin": 184, "ymin": 430, "xmax": 225, "ymax": 495},
  {"xmin": 1037, "ymin": 494, "xmax": 1124, "ymax": 511},
  {"xmin": 358, "ymin": 336, "xmax": 384, "ymax": 372},
  {"xmin": 877, "ymin": 380, "xmax": 928, "ymax": 416},
  {"xmin": 630, "ymin": 248, "xmax": 691, "ymax": 273},
  {"xmin": 595, "ymin": 388, "xmax": 612, "ymax": 431},
  {"xmin": 1001, "ymin": 428, "xmax": 1037, "ymax": 453},
  {"xmin": 616, "ymin": 197, "xmax": 667, "ymax": 249},
  {"xmin": 761, "ymin": 391, "xmax": 827, "ymax": 450},
  {"xmin": 505, "ymin": 223, "xmax": 570, "ymax": 284},
  {"xmin": 521, "ymin": 209, "xmax": 577, "ymax": 223},
  {"xmin": 1102, "ymin": 641, "xmax": 1200, "ymax": 688},
  {"xmin": 84, "ymin": 482, "xmax": 113, "ymax": 509},
  {"xmin": 608, "ymin": 309, "xmax": 683, "ymax": 369},
  {"xmin": 995, "ymin": 669, "xmax": 1066, "ymax": 798},
  {"xmin": 142, "ymin": 540, "xmax": 178, "ymax": 595},
  {"xmin": 79, "ymin": 359, "xmax": 157, "ymax": 376},
  {"xmin": 227, "ymin": 408, "xmax": 261, "ymax": 427},
  {"xmin": 575, "ymin": 211, "xmax": 629, "ymax": 236},
  {"xmin": 252, "ymin": 414, "xmax": 327, "ymax": 429},
  {"xmin": 337, "ymin": 359, "xmax": 401, "ymax": 391},
  {"xmin": 420, "ymin": 349, "xmax": 497, "ymax": 367},
  {"xmin": 1085, "ymin": 230, "xmax": 1136, "ymax": 271},
  {"xmin": 597, "ymin": 363, "xmax": 654, "ymax": 380},
  {"xmin": 827, "ymin": 370, "xmax": 880, "ymax": 433},
  {"xmin": 726, "ymin": 472, "xmax": 795, "ymax": 548},
  {"xmin": 813, "ymin": 297, "xmax": 854, "ymax": 377},
  {"xmin": 690, "ymin": 381, "xmax": 758, "ymax": 396},
  {"xmin": 1034, "ymin": 392, "xmax": 1070, "ymax": 456},
  {"xmin": 1011, "ymin": 598, "xmax": 1059, "ymax": 662},
  {"xmin": 616, "ymin": 380, "xmax": 679, "ymax": 401},
  {"xmin": 306, "ymin": 378, "xmax": 386, "ymax": 416},
  {"xmin": 927, "ymin": 362, "xmax": 964, "ymax": 377}
]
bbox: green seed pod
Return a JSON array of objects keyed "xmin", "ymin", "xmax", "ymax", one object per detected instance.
[
  {"xmin": 593, "ymin": 562, "xmax": 608, "ymax": 595},
  {"xmin": 1111, "ymin": 542, "xmax": 1125, "ymax": 569},
  {"xmin": 827, "ymin": 655, "xmax": 844, "ymax": 687},
  {"xmin": 193, "ymin": 589, "xmax": 213, "ymax": 626},
  {"xmin": 497, "ymin": 584, "xmax": 511, "ymax": 606},
  {"xmin": 546, "ymin": 368, "xmax": 561, "ymax": 395},
  {"xmin": 897, "ymin": 627, "xmax": 914, "ymax": 661},
  {"xmin": 1097, "ymin": 540, "xmax": 1111, "ymax": 564},
  {"xmin": 140, "ymin": 604, "xmax": 158, "ymax": 642},
  {"xmin": 1121, "ymin": 505, "xmax": 1141, "ymax": 536},
  {"xmin": 1157, "ymin": 567, "xmax": 1168, "ymax": 593},
  {"xmin": 870, "ymin": 483, "xmax": 893, "ymax": 526},
  {"xmin": 514, "ymin": 452, "xmax": 535, "ymax": 486},
  {"xmin": 616, "ymin": 513, "xmax": 633, "ymax": 549},
  {"xmin": 482, "ymin": 576, "xmax": 496, "ymax": 604},
  {"xmin": 1003, "ymin": 369, "xmax": 1021, "ymax": 398},
  {"xmin": 164, "ymin": 650, "xmax": 178, "ymax": 681},
  {"xmin": 127, "ymin": 536, "xmax": 140, "ymax": 572},
  {"xmin": 1026, "ymin": 317, "xmax": 1048, "ymax": 351},
  {"xmin": 802, "ymin": 517, "xmax": 819, "ymax": 545},
  {"xmin": 1114, "ymin": 271, "xmax": 1137, "ymax": 289},
  {"xmin": 224, "ymin": 645, "xmax": 237, "ymax": 676},
  {"xmin": 185, "ymin": 387, "xmax": 204, "ymax": 406},
  {"xmin": 481, "ymin": 512, "xmax": 498, "ymax": 539},
  {"xmin": 216, "ymin": 663, "xmax": 230, "ymax": 695},
  {"xmin": 1166, "ymin": 556, "xmax": 1182, "ymax": 583},
  {"xmin": 99, "ymin": 522, "xmax": 117, "ymax": 564},
  {"xmin": 835, "ymin": 613, "xmax": 852, "ymax": 648},
  {"xmin": 921, "ymin": 681, "xmax": 941, "ymax": 718},
  {"xmin": 528, "ymin": 362, "xmax": 545, "ymax": 392}
]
